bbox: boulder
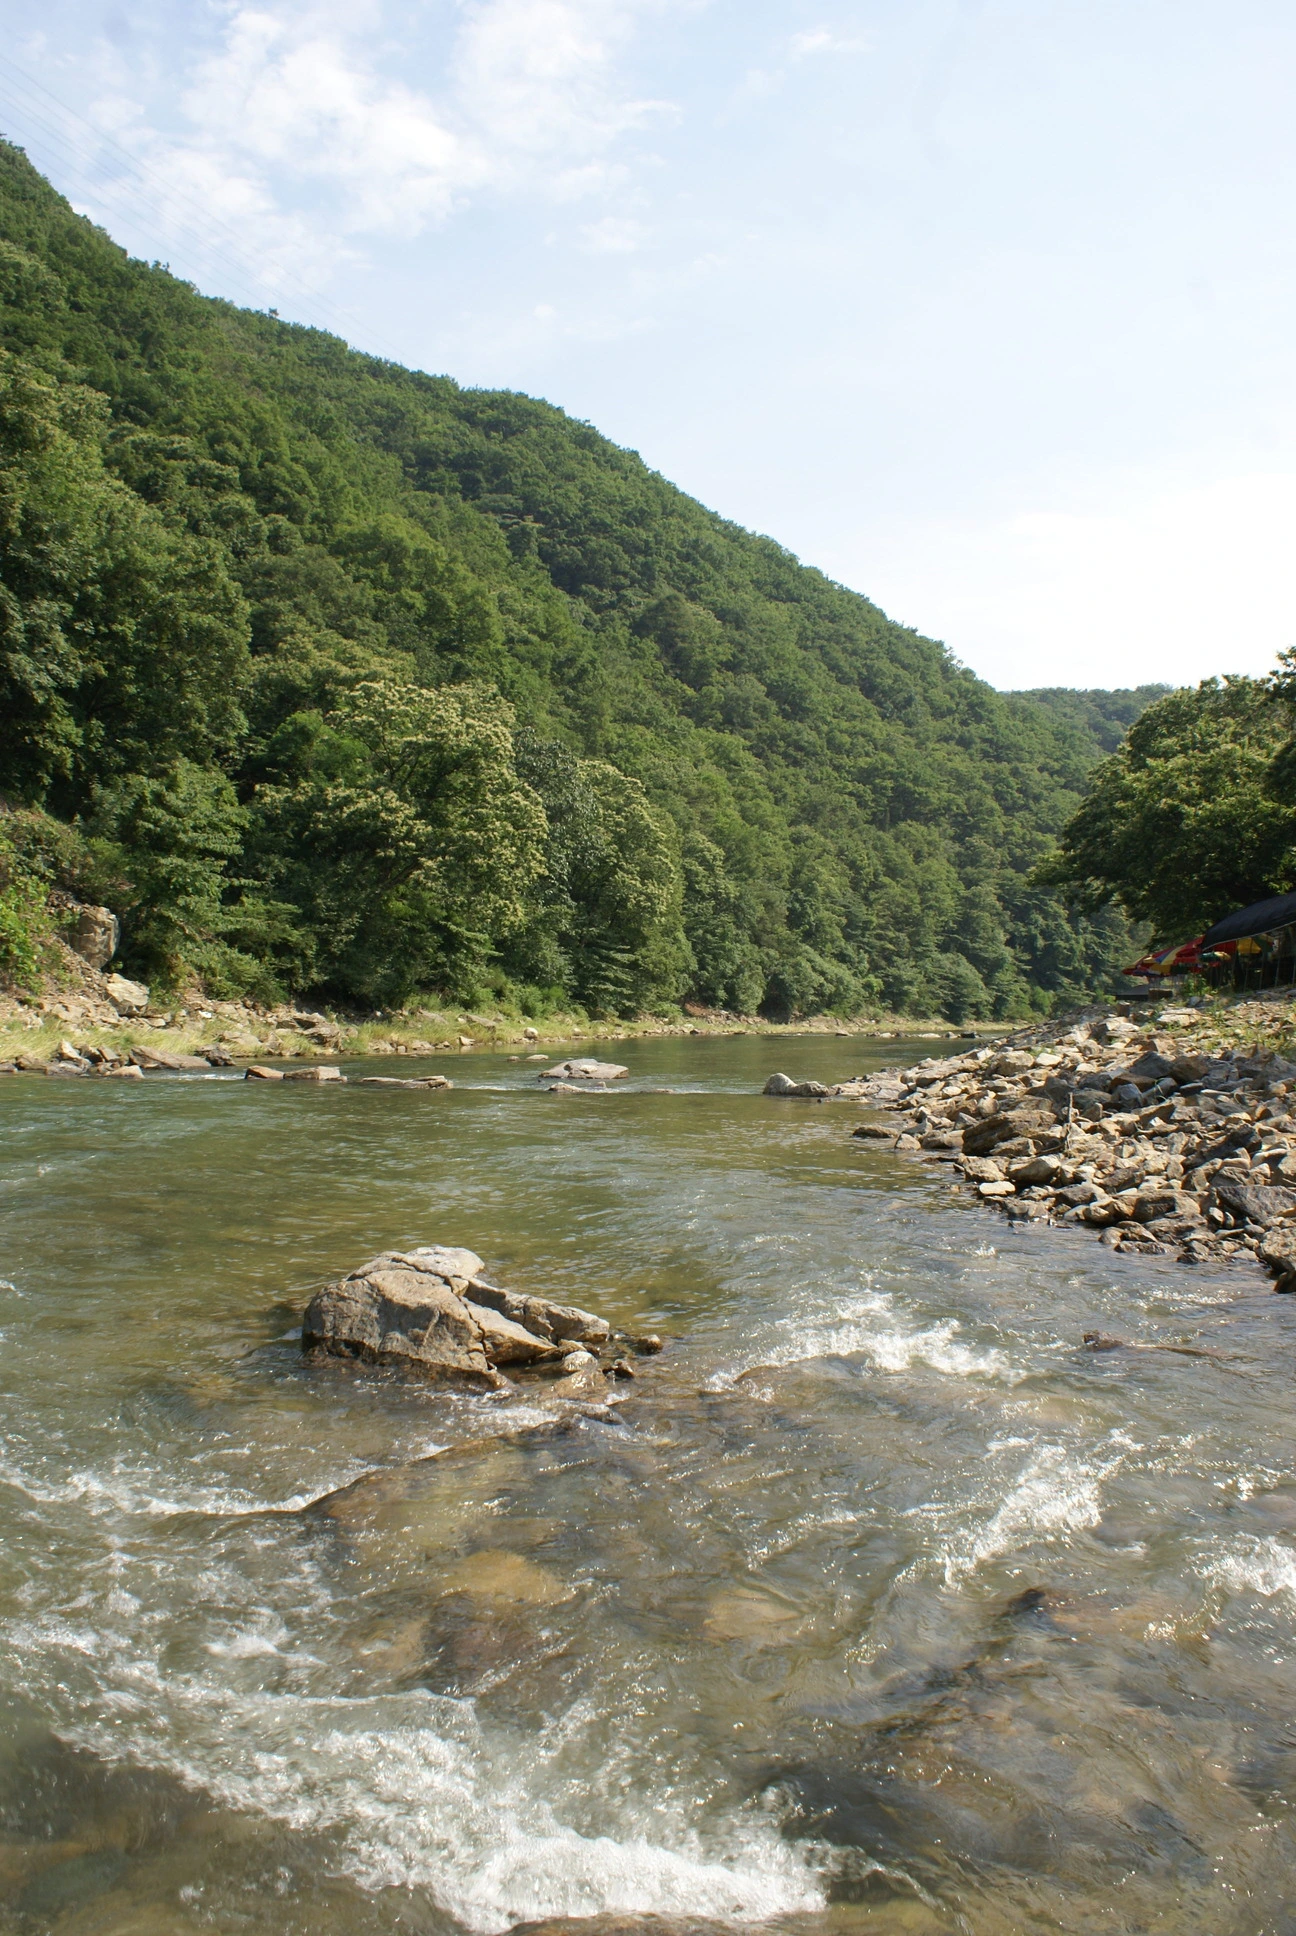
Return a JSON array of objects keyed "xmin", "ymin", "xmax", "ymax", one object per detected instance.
[
  {"xmin": 541, "ymin": 1059, "xmax": 629, "ymax": 1081},
  {"xmin": 60, "ymin": 901, "xmax": 119, "ymax": 969},
  {"xmin": 301, "ymin": 1246, "xmax": 610, "ymax": 1385},
  {"xmin": 957, "ymin": 1155, "xmax": 1006, "ymax": 1182},
  {"xmin": 1170, "ymin": 1052, "xmax": 1213, "ymax": 1083},
  {"xmin": 467, "ymin": 1278, "xmax": 610, "ymax": 1345},
  {"xmin": 104, "ymin": 974, "xmax": 149, "ymax": 1014},
  {"xmin": 129, "ymin": 1045, "xmax": 214, "ymax": 1073},
  {"xmin": 1257, "ymin": 1225, "xmax": 1296, "ymax": 1276},
  {"xmin": 1126, "ymin": 1052, "xmax": 1176, "ymax": 1082},
  {"xmin": 961, "ymin": 1108, "xmax": 1057, "ymax": 1156},
  {"xmin": 302, "ymin": 1259, "xmax": 503, "ymax": 1386},
  {"xmin": 1132, "ymin": 1188, "xmax": 1203, "ymax": 1225},
  {"xmin": 1008, "ymin": 1153, "xmax": 1064, "ymax": 1186},
  {"xmin": 851, "ymin": 1122, "xmax": 895, "ymax": 1140},
  {"xmin": 283, "ymin": 1065, "xmax": 346, "ymax": 1082},
  {"xmin": 762, "ymin": 1072, "xmax": 830, "ymax": 1098},
  {"xmin": 245, "ymin": 1065, "xmax": 284, "ymax": 1081},
  {"xmin": 403, "ymin": 1246, "xmax": 484, "ymax": 1286},
  {"xmin": 465, "ymin": 1301, "xmax": 564, "ymax": 1366},
  {"xmin": 1210, "ymin": 1179, "xmax": 1296, "ymax": 1227},
  {"xmin": 1091, "ymin": 1016, "xmax": 1138, "ymax": 1043},
  {"xmin": 1054, "ymin": 1181, "xmax": 1105, "ymax": 1207}
]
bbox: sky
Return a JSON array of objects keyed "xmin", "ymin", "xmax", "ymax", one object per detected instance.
[{"xmin": 1, "ymin": 0, "xmax": 1293, "ymax": 692}]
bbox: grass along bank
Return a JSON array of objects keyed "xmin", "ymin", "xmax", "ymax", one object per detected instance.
[{"xmin": 0, "ymin": 950, "xmax": 1011, "ymax": 1074}]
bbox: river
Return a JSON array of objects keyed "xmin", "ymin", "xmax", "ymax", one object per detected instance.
[{"xmin": 1, "ymin": 1032, "xmax": 1294, "ymax": 1935}]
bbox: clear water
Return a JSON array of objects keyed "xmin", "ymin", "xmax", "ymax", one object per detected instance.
[{"xmin": 1, "ymin": 1034, "xmax": 1295, "ymax": 1935}]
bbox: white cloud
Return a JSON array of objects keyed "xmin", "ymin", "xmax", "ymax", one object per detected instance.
[
  {"xmin": 578, "ymin": 215, "xmax": 648, "ymax": 252},
  {"xmin": 788, "ymin": 28, "xmax": 873, "ymax": 57},
  {"xmin": 835, "ymin": 467, "xmax": 1296, "ymax": 691},
  {"xmin": 77, "ymin": 0, "xmax": 680, "ymax": 295},
  {"xmin": 178, "ymin": 5, "xmax": 472, "ymax": 233}
]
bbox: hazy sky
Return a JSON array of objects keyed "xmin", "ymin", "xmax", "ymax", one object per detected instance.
[{"xmin": 2, "ymin": 0, "xmax": 1293, "ymax": 691}]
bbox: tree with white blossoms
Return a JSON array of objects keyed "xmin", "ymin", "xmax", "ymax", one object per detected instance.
[{"xmin": 252, "ymin": 679, "xmax": 548, "ymax": 1002}]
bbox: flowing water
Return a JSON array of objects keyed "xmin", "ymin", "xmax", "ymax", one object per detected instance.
[{"xmin": 2, "ymin": 1033, "xmax": 1296, "ymax": 1936}]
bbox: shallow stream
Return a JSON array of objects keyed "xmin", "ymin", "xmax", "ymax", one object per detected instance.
[{"xmin": 1, "ymin": 1033, "xmax": 1295, "ymax": 1935}]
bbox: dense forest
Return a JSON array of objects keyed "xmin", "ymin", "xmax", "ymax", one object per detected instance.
[
  {"xmin": 0, "ymin": 139, "xmax": 1152, "ymax": 1021},
  {"xmin": 1017, "ymin": 685, "xmax": 1171, "ymax": 758}
]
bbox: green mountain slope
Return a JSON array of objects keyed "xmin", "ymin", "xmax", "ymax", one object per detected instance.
[
  {"xmin": 1015, "ymin": 686, "xmax": 1171, "ymax": 760},
  {"xmin": 0, "ymin": 139, "xmax": 1131, "ymax": 1019}
]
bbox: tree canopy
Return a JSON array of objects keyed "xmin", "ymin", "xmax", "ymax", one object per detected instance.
[{"xmin": 1044, "ymin": 670, "xmax": 1296, "ymax": 940}]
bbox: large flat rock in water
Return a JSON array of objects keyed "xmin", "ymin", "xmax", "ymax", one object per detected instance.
[{"xmin": 540, "ymin": 1059, "xmax": 629, "ymax": 1081}]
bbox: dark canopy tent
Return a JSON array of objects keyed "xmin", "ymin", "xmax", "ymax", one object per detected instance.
[{"xmin": 1201, "ymin": 891, "xmax": 1296, "ymax": 948}]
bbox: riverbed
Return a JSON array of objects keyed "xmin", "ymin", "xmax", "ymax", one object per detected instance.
[{"xmin": 1, "ymin": 1032, "xmax": 1294, "ymax": 1935}]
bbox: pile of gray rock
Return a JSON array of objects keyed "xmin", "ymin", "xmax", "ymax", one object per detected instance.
[
  {"xmin": 841, "ymin": 1009, "xmax": 1296, "ymax": 1283},
  {"xmin": 302, "ymin": 1245, "xmax": 659, "ymax": 1396},
  {"xmin": 4, "ymin": 1038, "xmax": 233, "ymax": 1077}
]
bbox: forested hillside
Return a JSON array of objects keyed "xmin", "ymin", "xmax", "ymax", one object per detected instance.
[
  {"xmin": 0, "ymin": 139, "xmax": 1133, "ymax": 1020},
  {"xmin": 1016, "ymin": 685, "xmax": 1170, "ymax": 759}
]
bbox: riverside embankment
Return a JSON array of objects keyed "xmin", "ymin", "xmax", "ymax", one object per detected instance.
[{"xmin": 838, "ymin": 993, "xmax": 1296, "ymax": 1285}]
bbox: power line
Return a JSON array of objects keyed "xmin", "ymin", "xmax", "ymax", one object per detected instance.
[{"xmin": 0, "ymin": 50, "xmax": 414, "ymax": 366}]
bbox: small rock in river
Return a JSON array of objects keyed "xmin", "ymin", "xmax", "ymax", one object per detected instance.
[
  {"xmin": 541, "ymin": 1058, "xmax": 629, "ymax": 1081},
  {"xmin": 129, "ymin": 1044, "xmax": 213, "ymax": 1072},
  {"xmin": 763, "ymin": 1072, "xmax": 829, "ymax": 1098},
  {"xmin": 358, "ymin": 1074, "xmax": 452, "ymax": 1089},
  {"xmin": 245, "ymin": 1064, "xmax": 284, "ymax": 1081}
]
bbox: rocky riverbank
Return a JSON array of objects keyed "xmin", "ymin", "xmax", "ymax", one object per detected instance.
[{"xmin": 839, "ymin": 996, "xmax": 1296, "ymax": 1284}]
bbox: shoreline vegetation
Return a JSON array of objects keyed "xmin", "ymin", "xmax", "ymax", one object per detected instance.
[
  {"xmin": 0, "ymin": 972, "xmax": 1006, "ymax": 1071},
  {"xmin": 836, "ymin": 989, "xmax": 1296, "ymax": 1287}
]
